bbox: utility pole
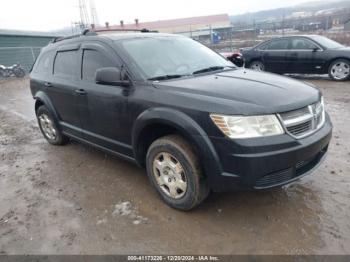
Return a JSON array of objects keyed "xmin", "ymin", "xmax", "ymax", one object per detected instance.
[
  {"xmin": 230, "ymin": 26, "xmax": 233, "ymax": 52},
  {"xmin": 253, "ymin": 19, "xmax": 257, "ymax": 41},
  {"xmin": 209, "ymin": 25, "xmax": 213, "ymax": 44},
  {"xmin": 79, "ymin": 0, "xmax": 90, "ymax": 29},
  {"xmin": 90, "ymin": 0, "xmax": 99, "ymax": 26}
]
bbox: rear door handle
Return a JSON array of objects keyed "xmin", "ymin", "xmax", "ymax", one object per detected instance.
[
  {"xmin": 44, "ymin": 82, "xmax": 52, "ymax": 87},
  {"xmin": 75, "ymin": 89, "xmax": 87, "ymax": 95}
]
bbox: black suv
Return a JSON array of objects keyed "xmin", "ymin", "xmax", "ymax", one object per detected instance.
[{"xmin": 30, "ymin": 31, "xmax": 332, "ymax": 210}]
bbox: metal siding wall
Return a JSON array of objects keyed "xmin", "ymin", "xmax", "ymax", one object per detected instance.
[
  {"xmin": 0, "ymin": 35, "xmax": 54, "ymax": 73},
  {"xmin": 0, "ymin": 35, "xmax": 53, "ymax": 47}
]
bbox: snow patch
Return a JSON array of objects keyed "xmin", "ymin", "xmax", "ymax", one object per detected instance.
[
  {"xmin": 112, "ymin": 201, "xmax": 133, "ymax": 216},
  {"xmin": 112, "ymin": 201, "xmax": 148, "ymax": 225},
  {"xmin": 96, "ymin": 218, "xmax": 107, "ymax": 225}
]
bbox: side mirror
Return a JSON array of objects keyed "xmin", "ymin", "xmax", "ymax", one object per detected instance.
[
  {"xmin": 95, "ymin": 67, "xmax": 131, "ymax": 87},
  {"xmin": 312, "ymin": 47, "xmax": 321, "ymax": 52}
]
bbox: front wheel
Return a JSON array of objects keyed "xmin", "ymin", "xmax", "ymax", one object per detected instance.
[
  {"xmin": 249, "ymin": 61, "xmax": 265, "ymax": 71},
  {"xmin": 146, "ymin": 135, "xmax": 209, "ymax": 210},
  {"xmin": 328, "ymin": 59, "xmax": 350, "ymax": 81}
]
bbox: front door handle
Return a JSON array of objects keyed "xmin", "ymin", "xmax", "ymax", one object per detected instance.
[
  {"xmin": 75, "ymin": 89, "xmax": 87, "ymax": 95},
  {"xmin": 44, "ymin": 82, "xmax": 52, "ymax": 87}
]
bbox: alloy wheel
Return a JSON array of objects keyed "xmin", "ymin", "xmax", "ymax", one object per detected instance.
[
  {"xmin": 250, "ymin": 62, "xmax": 265, "ymax": 71},
  {"xmin": 39, "ymin": 114, "xmax": 57, "ymax": 140},
  {"xmin": 330, "ymin": 62, "xmax": 349, "ymax": 80}
]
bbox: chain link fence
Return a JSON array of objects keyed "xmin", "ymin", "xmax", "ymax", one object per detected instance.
[
  {"xmin": 180, "ymin": 10, "xmax": 350, "ymax": 52},
  {"xmin": 0, "ymin": 47, "xmax": 41, "ymax": 74}
]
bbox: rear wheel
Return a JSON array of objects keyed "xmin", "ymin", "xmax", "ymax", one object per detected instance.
[
  {"xmin": 36, "ymin": 105, "xmax": 69, "ymax": 145},
  {"xmin": 328, "ymin": 59, "xmax": 350, "ymax": 81},
  {"xmin": 249, "ymin": 61, "xmax": 265, "ymax": 71},
  {"xmin": 146, "ymin": 135, "xmax": 209, "ymax": 210}
]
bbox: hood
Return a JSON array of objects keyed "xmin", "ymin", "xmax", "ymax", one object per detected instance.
[
  {"xmin": 153, "ymin": 69, "xmax": 320, "ymax": 115},
  {"xmin": 331, "ymin": 46, "xmax": 350, "ymax": 52}
]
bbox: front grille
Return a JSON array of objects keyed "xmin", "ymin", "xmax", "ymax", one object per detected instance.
[
  {"xmin": 287, "ymin": 121, "xmax": 312, "ymax": 136},
  {"xmin": 279, "ymin": 99, "xmax": 325, "ymax": 139}
]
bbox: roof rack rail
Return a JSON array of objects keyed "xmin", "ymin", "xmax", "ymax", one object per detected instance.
[
  {"xmin": 82, "ymin": 29, "xmax": 98, "ymax": 36},
  {"xmin": 92, "ymin": 28, "xmax": 159, "ymax": 33},
  {"xmin": 50, "ymin": 29, "xmax": 97, "ymax": 43},
  {"xmin": 50, "ymin": 28, "xmax": 157, "ymax": 43}
]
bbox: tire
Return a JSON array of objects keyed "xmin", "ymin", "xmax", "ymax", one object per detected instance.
[
  {"xmin": 14, "ymin": 68, "xmax": 25, "ymax": 78},
  {"xmin": 146, "ymin": 135, "xmax": 210, "ymax": 211},
  {"xmin": 328, "ymin": 59, "xmax": 350, "ymax": 81},
  {"xmin": 249, "ymin": 60, "xmax": 265, "ymax": 71},
  {"xmin": 36, "ymin": 105, "xmax": 69, "ymax": 145}
]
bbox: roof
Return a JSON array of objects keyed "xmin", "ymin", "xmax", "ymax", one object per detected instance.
[
  {"xmin": 0, "ymin": 29, "xmax": 61, "ymax": 38},
  {"xmin": 265, "ymin": 35, "xmax": 321, "ymax": 39},
  {"xmin": 96, "ymin": 14, "xmax": 230, "ymax": 31}
]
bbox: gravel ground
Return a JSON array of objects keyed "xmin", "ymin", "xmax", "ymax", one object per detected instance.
[{"xmin": 0, "ymin": 77, "xmax": 349, "ymax": 255}]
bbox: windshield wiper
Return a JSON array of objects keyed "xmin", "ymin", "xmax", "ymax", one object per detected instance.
[
  {"xmin": 148, "ymin": 74, "xmax": 187, "ymax": 81},
  {"xmin": 192, "ymin": 66, "xmax": 234, "ymax": 75}
]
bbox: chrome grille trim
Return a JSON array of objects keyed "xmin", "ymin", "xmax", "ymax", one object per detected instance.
[{"xmin": 278, "ymin": 98, "xmax": 325, "ymax": 139}]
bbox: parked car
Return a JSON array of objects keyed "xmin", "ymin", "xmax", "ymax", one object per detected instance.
[
  {"xmin": 242, "ymin": 35, "xmax": 350, "ymax": 81},
  {"xmin": 30, "ymin": 31, "xmax": 332, "ymax": 210},
  {"xmin": 220, "ymin": 51, "xmax": 244, "ymax": 67}
]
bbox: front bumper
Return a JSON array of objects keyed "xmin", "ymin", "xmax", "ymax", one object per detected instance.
[{"xmin": 208, "ymin": 114, "xmax": 332, "ymax": 192}]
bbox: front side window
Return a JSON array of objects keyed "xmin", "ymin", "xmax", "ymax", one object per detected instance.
[
  {"xmin": 265, "ymin": 39, "xmax": 290, "ymax": 50},
  {"xmin": 82, "ymin": 50, "xmax": 115, "ymax": 82},
  {"xmin": 54, "ymin": 50, "xmax": 78, "ymax": 79},
  {"xmin": 291, "ymin": 38, "xmax": 318, "ymax": 50},
  {"xmin": 116, "ymin": 36, "xmax": 232, "ymax": 79}
]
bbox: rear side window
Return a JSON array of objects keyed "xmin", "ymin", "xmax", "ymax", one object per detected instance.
[
  {"xmin": 291, "ymin": 38, "xmax": 318, "ymax": 50},
  {"xmin": 34, "ymin": 51, "xmax": 54, "ymax": 74},
  {"xmin": 54, "ymin": 50, "xmax": 78, "ymax": 78},
  {"xmin": 82, "ymin": 50, "xmax": 115, "ymax": 82}
]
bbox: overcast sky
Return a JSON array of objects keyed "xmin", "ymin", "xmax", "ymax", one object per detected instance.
[{"xmin": 0, "ymin": 0, "xmax": 316, "ymax": 31}]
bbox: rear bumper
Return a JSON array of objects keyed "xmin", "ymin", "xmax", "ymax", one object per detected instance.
[{"xmin": 207, "ymin": 114, "xmax": 332, "ymax": 192}]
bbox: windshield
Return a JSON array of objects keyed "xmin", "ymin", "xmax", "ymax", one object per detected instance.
[
  {"xmin": 312, "ymin": 36, "xmax": 344, "ymax": 49},
  {"xmin": 116, "ymin": 36, "xmax": 233, "ymax": 80}
]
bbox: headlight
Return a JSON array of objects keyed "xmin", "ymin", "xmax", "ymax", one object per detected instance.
[{"xmin": 210, "ymin": 114, "xmax": 284, "ymax": 139}]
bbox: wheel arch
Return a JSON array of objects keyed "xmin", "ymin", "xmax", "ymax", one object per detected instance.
[
  {"xmin": 132, "ymin": 107, "xmax": 222, "ymax": 180},
  {"xmin": 327, "ymin": 57, "xmax": 350, "ymax": 68},
  {"xmin": 34, "ymin": 91, "xmax": 60, "ymax": 128}
]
